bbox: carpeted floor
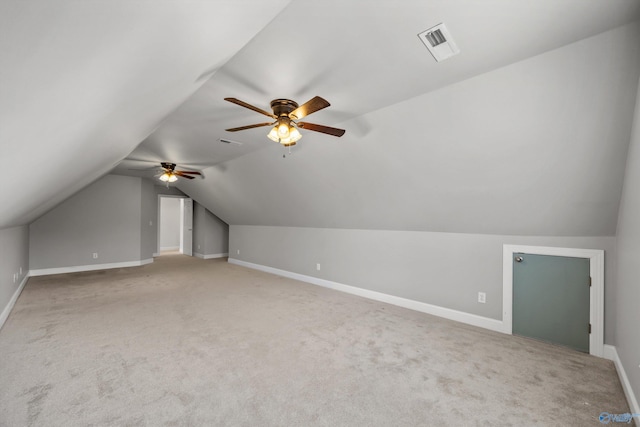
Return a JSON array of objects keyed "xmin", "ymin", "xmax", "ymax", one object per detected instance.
[{"xmin": 0, "ymin": 254, "xmax": 630, "ymax": 426}]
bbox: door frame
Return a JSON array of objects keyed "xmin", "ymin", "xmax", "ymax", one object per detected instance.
[
  {"xmin": 179, "ymin": 198, "xmax": 193, "ymax": 256},
  {"xmin": 156, "ymin": 195, "xmax": 191, "ymax": 256},
  {"xmin": 502, "ymin": 245, "xmax": 604, "ymax": 357}
]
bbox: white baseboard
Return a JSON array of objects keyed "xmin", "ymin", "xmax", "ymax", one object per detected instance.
[
  {"xmin": 153, "ymin": 252, "xmax": 160, "ymax": 257},
  {"xmin": 0, "ymin": 274, "xmax": 29, "ymax": 331},
  {"xmin": 604, "ymin": 344, "xmax": 640, "ymax": 416},
  {"xmin": 194, "ymin": 252, "xmax": 229, "ymax": 260},
  {"xmin": 160, "ymin": 246, "xmax": 179, "ymax": 251},
  {"xmin": 29, "ymin": 258, "xmax": 153, "ymax": 277},
  {"xmin": 228, "ymin": 258, "xmax": 505, "ymax": 334}
]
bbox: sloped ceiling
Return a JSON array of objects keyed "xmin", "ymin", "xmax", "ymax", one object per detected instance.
[
  {"xmin": 179, "ymin": 22, "xmax": 640, "ymax": 235},
  {"xmin": 3, "ymin": 1, "xmax": 640, "ymax": 235},
  {"xmin": 0, "ymin": 0, "xmax": 291, "ymax": 229}
]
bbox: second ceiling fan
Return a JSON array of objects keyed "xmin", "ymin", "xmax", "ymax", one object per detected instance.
[
  {"xmin": 158, "ymin": 162, "xmax": 201, "ymax": 182},
  {"xmin": 224, "ymin": 96, "xmax": 345, "ymax": 146}
]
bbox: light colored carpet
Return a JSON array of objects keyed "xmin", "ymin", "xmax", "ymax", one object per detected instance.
[{"xmin": 0, "ymin": 254, "xmax": 630, "ymax": 426}]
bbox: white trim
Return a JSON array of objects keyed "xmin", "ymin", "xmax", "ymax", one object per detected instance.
[
  {"xmin": 160, "ymin": 246, "xmax": 179, "ymax": 251},
  {"xmin": 0, "ymin": 274, "xmax": 29, "ymax": 331},
  {"xmin": 603, "ymin": 345, "xmax": 640, "ymax": 416},
  {"xmin": 503, "ymin": 245, "xmax": 605, "ymax": 357},
  {"xmin": 194, "ymin": 252, "xmax": 229, "ymax": 260},
  {"xmin": 228, "ymin": 258, "xmax": 504, "ymax": 333},
  {"xmin": 153, "ymin": 252, "xmax": 160, "ymax": 257},
  {"xmin": 29, "ymin": 258, "xmax": 153, "ymax": 277}
]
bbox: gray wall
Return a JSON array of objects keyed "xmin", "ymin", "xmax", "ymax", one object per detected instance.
[
  {"xmin": 230, "ymin": 226, "xmax": 616, "ymax": 341},
  {"xmin": 614, "ymin": 75, "xmax": 640, "ymax": 404},
  {"xmin": 193, "ymin": 202, "xmax": 229, "ymax": 256},
  {"xmin": 0, "ymin": 225, "xmax": 29, "ymax": 319},
  {"xmin": 29, "ymin": 175, "xmax": 145, "ymax": 269},
  {"xmin": 159, "ymin": 197, "xmax": 181, "ymax": 250},
  {"xmin": 140, "ymin": 179, "xmax": 156, "ymax": 260}
]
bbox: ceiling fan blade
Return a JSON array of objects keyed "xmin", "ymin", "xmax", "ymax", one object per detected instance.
[
  {"xmin": 289, "ymin": 96, "xmax": 330, "ymax": 120},
  {"xmin": 176, "ymin": 170, "xmax": 201, "ymax": 175},
  {"xmin": 224, "ymin": 98, "xmax": 276, "ymax": 119},
  {"xmin": 226, "ymin": 122, "xmax": 274, "ymax": 132},
  {"xmin": 175, "ymin": 171, "xmax": 196, "ymax": 179},
  {"xmin": 297, "ymin": 122, "xmax": 346, "ymax": 137}
]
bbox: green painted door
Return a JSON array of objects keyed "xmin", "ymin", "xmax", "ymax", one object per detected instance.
[{"xmin": 513, "ymin": 253, "xmax": 590, "ymax": 353}]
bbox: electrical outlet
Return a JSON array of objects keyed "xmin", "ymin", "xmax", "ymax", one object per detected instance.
[
  {"xmin": 478, "ymin": 292, "xmax": 486, "ymax": 303},
  {"xmin": 19, "ymin": 267, "xmax": 22, "ymax": 275},
  {"xmin": 197, "ymin": 245, "xmax": 200, "ymax": 250},
  {"xmin": 237, "ymin": 249, "xmax": 240, "ymax": 255},
  {"xmin": 149, "ymin": 221, "xmax": 153, "ymax": 226},
  {"xmin": 92, "ymin": 253, "xmax": 98, "ymax": 259},
  {"xmin": 316, "ymin": 263, "xmax": 321, "ymax": 271}
]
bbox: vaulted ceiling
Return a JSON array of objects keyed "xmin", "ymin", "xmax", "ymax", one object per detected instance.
[{"xmin": 3, "ymin": 1, "xmax": 640, "ymax": 235}]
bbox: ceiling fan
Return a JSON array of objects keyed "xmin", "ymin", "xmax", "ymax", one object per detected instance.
[
  {"xmin": 157, "ymin": 162, "xmax": 202, "ymax": 182},
  {"xmin": 224, "ymin": 96, "xmax": 345, "ymax": 146}
]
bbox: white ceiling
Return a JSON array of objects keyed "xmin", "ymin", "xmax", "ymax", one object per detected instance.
[
  {"xmin": 0, "ymin": 0, "xmax": 291, "ymax": 228},
  {"xmin": 3, "ymin": 0, "xmax": 640, "ymax": 235}
]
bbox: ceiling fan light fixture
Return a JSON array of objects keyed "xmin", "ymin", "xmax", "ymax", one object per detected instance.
[
  {"xmin": 267, "ymin": 121, "xmax": 302, "ymax": 145},
  {"xmin": 159, "ymin": 172, "xmax": 178, "ymax": 182}
]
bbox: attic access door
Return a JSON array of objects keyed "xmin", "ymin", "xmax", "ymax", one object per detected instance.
[
  {"xmin": 513, "ymin": 253, "xmax": 590, "ymax": 352},
  {"xmin": 502, "ymin": 245, "xmax": 604, "ymax": 357},
  {"xmin": 179, "ymin": 198, "xmax": 193, "ymax": 256}
]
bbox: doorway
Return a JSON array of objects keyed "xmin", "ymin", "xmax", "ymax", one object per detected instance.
[
  {"xmin": 502, "ymin": 245, "xmax": 604, "ymax": 357},
  {"xmin": 157, "ymin": 196, "xmax": 193, "ymax": 256}
]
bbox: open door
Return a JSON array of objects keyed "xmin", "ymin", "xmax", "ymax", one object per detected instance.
[{"xmin": 179, "ymin": 198, "xmax": 193, "ymax": 256}]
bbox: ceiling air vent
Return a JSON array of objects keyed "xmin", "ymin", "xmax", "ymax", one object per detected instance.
[
  {"xmin": 220, "ymin": 138, "xmax": 243, "ymax": 145},
  {"xmin": 418, "ymin": 23, "xmax": 460, "ymax": 62}
]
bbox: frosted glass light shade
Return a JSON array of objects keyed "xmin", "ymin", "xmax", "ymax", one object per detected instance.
[
  {"xmin": 267, "ymin": 127, "xmax": 279, "ymax": 142},
  {"xmin": 159, "ymin": 172, "xmax": 178, "ymax": 182},
  {"xmin": 289, "ymin": 127, "xmax": 302, "ymax": 142}
]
